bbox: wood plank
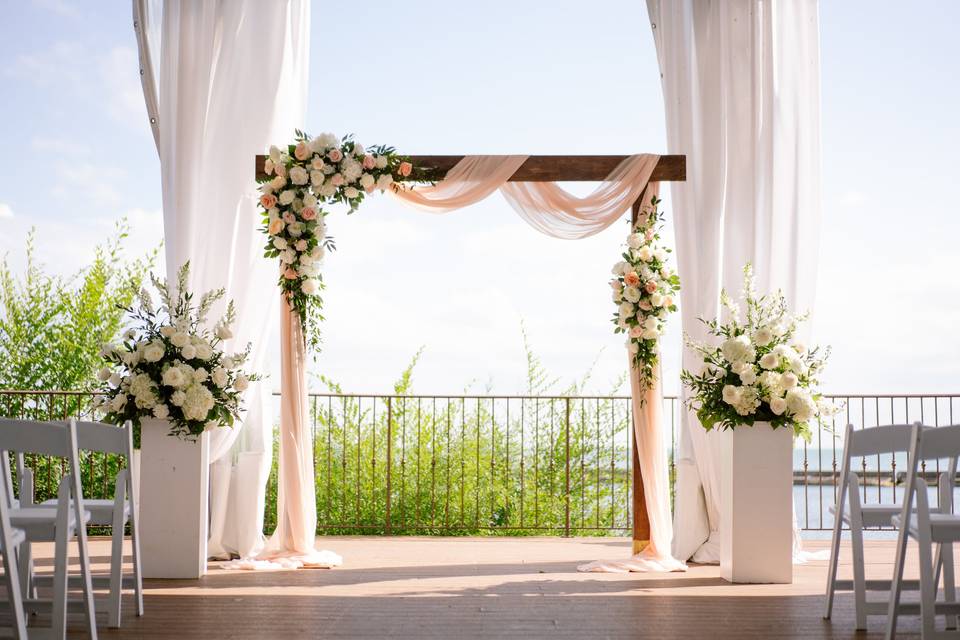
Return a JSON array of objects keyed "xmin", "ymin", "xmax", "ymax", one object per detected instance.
[
  {"xmin": 254, "ymin": 154, "xmax": 686, "ymax": 182},
  {"xmin": 19, "ymin": 537, "xmax": 935, "ymax": 639}
]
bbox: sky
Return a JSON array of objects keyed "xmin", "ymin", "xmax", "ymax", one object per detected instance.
[{"xmin": 0, "ymin": 0, "xmax": 958, "ymax": 397}]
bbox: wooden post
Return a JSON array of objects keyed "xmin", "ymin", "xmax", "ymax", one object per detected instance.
[{"xmin": 630, "ymin": 197, "xmax": 650, "ymax": 555}]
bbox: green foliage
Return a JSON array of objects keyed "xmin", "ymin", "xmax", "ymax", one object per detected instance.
[{"xmin": 0, "ymin": 221, "xmax": 157, "ymax": 393}]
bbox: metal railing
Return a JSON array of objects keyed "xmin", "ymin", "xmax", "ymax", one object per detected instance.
[{"xmin": 2, "ymin": 389, "xmax": 959, "ymax": 535}]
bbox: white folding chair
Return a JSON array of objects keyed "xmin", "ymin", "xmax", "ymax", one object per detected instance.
[
  {"xmin": 887, "ymin": 423, "xmax": 960, "ymax": 640},
  {"xmin": 824, "ymin": 422, "xmax": 942, "ymax": 628},
  {"xmin": 0, "ymin": 457, "xmax": 28, "ymax": 639},
  {"xmin": 0, "ymin": 418, "xmax": 97, "ymax": 640},
  {"xmin": 36, "ymin": 419, "xmax": 143, "ymax": 627}
]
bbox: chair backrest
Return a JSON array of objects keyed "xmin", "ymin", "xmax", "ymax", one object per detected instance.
[
  {"xmin": 844, "ymin": 423, "xmax": 919, "ymax": 458},
  {"xmin": 0, "ymin": 418, "xmax": 75, "ymax": 459},
  {"xmin": 917, "ymin": 424, "xmax": 960, "ymax": 461},
  {"xmin": 54, "ymin": 419, "xmax": 132, "ymax": 457}
]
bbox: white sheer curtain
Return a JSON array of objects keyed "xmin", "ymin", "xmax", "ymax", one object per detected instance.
[
  {"xmin": 133, "ymin": 0, "xmax": 311, "ymax": 559},
  {"xmin": 646, "ymin": 0, "xmax": 822, "ymax": 563}
]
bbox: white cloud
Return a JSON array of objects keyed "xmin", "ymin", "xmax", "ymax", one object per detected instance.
[
  {"xmin": 0, "ymin": 203, "xmax": 13, "ymax": 219},
  {"xmin": 51, "ymin": 161, "xmax": 124, "ymax": 207},
  {"xmin": 30, "ymin": 136, "xmax": 89, "ymax": 156}
]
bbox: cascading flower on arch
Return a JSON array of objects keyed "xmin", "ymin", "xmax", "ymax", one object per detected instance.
[
  {"xmin": 610, "ymin": 195, "xmax": 681, "ymax": 392},
  {"xmin": 258, "ymin": 130, "xmax": 416, "ymax": 351}
]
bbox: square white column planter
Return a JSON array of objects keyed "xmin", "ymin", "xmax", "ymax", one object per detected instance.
[
  {"xmin": 720, "ymin": 422, "xmax": 793, "ymax": 584},
  {"xmin": 138, "ymin": 418, "xmax": 210, "ymax": 579}
]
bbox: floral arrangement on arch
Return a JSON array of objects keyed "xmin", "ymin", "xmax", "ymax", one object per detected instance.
[
  {"xmin": 95, "ymin": 263, "xmax": 258, "ymax": 440},
  {"xmin": 258, "ymin": 130, "xmax": 414, "ymax": 351},
  {"xmin": 610, "ymin": 195, "xmax": 681, "ymax": 392},
  {"xmin": 680, "ymin": 265, "xmax": 837, "ymax": 441}
]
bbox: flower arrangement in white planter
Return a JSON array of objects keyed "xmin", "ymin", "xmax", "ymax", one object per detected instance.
[
  {"xmin": 95, "ymin": 263, "xmax": 258, "ymax": 440},
  {"xmin": 609, "ymin": 195, "xmax": 681, "ymax": 392},
  {"xmin": 680, "ymin": 265, "xmax": 837, "ymax": 441}
]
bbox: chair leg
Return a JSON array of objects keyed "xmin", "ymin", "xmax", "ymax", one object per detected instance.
[
  {"xmin": 941, "ymin": 542, "xmax": 958, "ymax": 630},
  {"xmin": 886, "ymin": 517, "xmax": 912, "ymax": 640},
  {"xmin": 918, "ymin": 525, "xmax": 938, "ymax": 639},
  {"xmin": 75, "ymin": 523, "xmax": 98, "ymax": 640},
  {"xmin": 3, "ymin": 544, "xmax": 28, "ymax": 639},
  {"xmin": 851, "ymin": 513, "xmax": 868, "ymax": 630},
  {"xmin": 51, "ymin": 523, "xmax": 69, "ymax": 639},
  {"xmin": 107, "ymin": 509, "xmax": 126, "ymax": 628},
  {"xmin": 824, "ymin": 509, "xmax": 845, "ymax": 619},
  {"xmin": 16, "ymin": 541, "xmax": 31, "ymax": 604},
  {"xmin": 129, "ymin": 491, "xmax": 144, "ymax": 617}
]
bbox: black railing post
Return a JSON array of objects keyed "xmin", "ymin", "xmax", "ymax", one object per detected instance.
[
  {"xmin": 385, "ymin": 396, "xmax": 393, "ymax": 535},
  {"xmin": 564, "ymin": 396, "xmax": 571, "ymax": 537}
]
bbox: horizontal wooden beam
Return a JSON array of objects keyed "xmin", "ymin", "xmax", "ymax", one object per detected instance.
[{"xmin": 254, "ymin": 154, "xmax": 685, "ymax": 182}]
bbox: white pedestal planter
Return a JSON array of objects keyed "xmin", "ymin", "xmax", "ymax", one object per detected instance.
[
  {"xmin": 720, "ymin": 422, "xmax": 793, "ymax": 584},
  {"xmin": 138, "ymin": 418, "xmax": 210, "ymax": 579}
]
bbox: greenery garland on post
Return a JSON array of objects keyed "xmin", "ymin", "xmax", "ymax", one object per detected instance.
[{"xmin": 257, "ymin": 131, "xmax": 416, "ymax": 351}]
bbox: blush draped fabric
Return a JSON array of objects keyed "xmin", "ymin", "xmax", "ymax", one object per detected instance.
[
  {"xmin": 394, "ymin": 154, "xmax": 681, "ymax": 572},
  {"xmin": 391, "ymin": 154, "xmax": 662, "ymax": 240},
  {"xmin": 646, "ymin": 0, "xmax": 823, "ymax": 564}
]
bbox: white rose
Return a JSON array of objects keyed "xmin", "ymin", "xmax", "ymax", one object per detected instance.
[
  {"xmin": 162, "ymin": 367, "xmax": 186, "ymax": 388},
  {"xmin": 641, "ymin": 328, "xmax": 658, "ymax": 340},
  {"xmin": 193, "ymin": 367, "xmax": 209, "ymax": 383},
  {"xmin": 212, "ymin": 367, "xmax": 228, "ymax": 388},
  {"xmin": 359, "ymin": 173, "xmax": 375, "ymax": 190},
  {"xmin": 170, "ymin": 390, "xmax": 186, "ymax": 406},
  {"xmin": 753, "ymin": 326, "xmax": 774, "ymax": 346},
  {"xmin": 181, "ymin": 344, "xmax": 197, "ymax": 360},
  {"xmin": 195, "ymin": 343, "xmax": 213, "ymax": 360},
  {"xmin": 770, "ymin": 397, "xmax": 787, "ymax": 416},
  {"xmin": 344, "ymin": 187, "xmax": 359, "ymax": 199},
  {"xmin": 618, "ymin": 302, "xmax": 634, "ymax": 318},
  {"xmin": 636, "ymin": 246, "xmax": 653, "ymax": 262},
  {"xmin": 650, "ymin": 293, "xmax": 664, "ymax": 307},
  {"xmin": 279, "ymin": 249, "xmax": 296, "ymax": 264},
  {"xmin": 143, "ymin": 342, "xmax": 165, "ymax": 363},
  {"xmin": 627, "ymin": 233, "xmax": 643, "ymax": 249},
  {"xmin": 643, "ymin": 316, "xmax": 658, "ymax": 331},
  {"xmin": 289, "ymin": 166, "xmax": 309, "ymax": 185},
  {"xmin": 781, "ymin": 371, "xmax": 799, "ymax": 389},
  {"xmin": 109, "ymin": 394, "xmax": 127, "ymax": 413},
  {"xmin": 234, "ymin": 375, "xmax": 249, "ymax": 392},
  {"xmin": 623, "ymin": 286, "xmax": 641, "ymax": 303},
  {"xmin": 279, "ymin": 190, "xmax": 296, "ymax": 206},
  {"xmin": 721, "ymin": 335, "xmax": 754, "ymax": 364},
  {"xmin": 789, "ymin": 358, "xmax": 808, "ymax": 376},
  {"xmin": 287, "ymin": 222, "xmax": 304, "ymax": 237},
  {"xmin": 785, "ymin": 388, "xmax": 814, "ymax": 421},
  {"xmin": 153, "ymin": 403, "xmax": 170, "ymax": 419},
  {"xmin": 159, "ymin": 326, "xmax": 176, "ymax": 338},
  {"xmin": 375, "ymin": 155, "xmax": 388, "ymax": 169},
  {"xmin": 302, "ymin": 279, "xmax": 319, "ymax": 295},
  {"xmin": 653, "ymin": 247, "xmax": 668, "ymax": 262},
  {"xmin": 108, "ymin": 372, "xmax": 122, "ymax": 387},
  {"xmin": 310, "ymin": 170, "xmax": 325, "ymax": 187},
  {"xmin": 97, "ymin": 367, "xmax": 112, "ymax": 382},
  {"xmin": 376, "ymin": 174, "xmax": 394, "ymax": 191},
  {"xmin": 170, "ymin": 332, "xmax": 190, "ymax": 348},
  {"xmin": 310, "ymin": 245, "xmax": 325, "ymax": 261},
  {"xmin": 739, "ymin": 367, "xmax": 758, "ymax": 385},
  {"xmin": 216, "ymin": 325, "xmax": 233, "ymax": 340},
  {"xmin": 319, "ymin": 184, "xmax": 336, "ymax": 198},
  {"xmin": 273, "ymin": 237, "xmax": 288, "ymax": 251},
  {"xmin": 759, "ymin": 352, "xmax": 780, "ymax": 370},
  {"xmin": 270, "ymin": 175, "xmax": 286, "ymax": 190},
  {"xmin": 611, "ymin": 290, "xmax": 622, "ymax": 303},
  {"xmin": 722, "ymin": 385, "xmax": 740, "ymax": 405}
]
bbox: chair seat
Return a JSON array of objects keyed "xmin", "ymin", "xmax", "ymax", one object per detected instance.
[
  {"xmin": 892, "ymin": 513, "xmax": 960, "ymax": 543},
  {"xmin": 830, "ymin": 503, "xmax": 905, "ymax": 528},
  {"xmin": 41, "ymin": 498, "xmax": 129, "ymax": 527},
  {"xmin": 9, "ymin": 507, "xmax": 91, "ymax": 541}
]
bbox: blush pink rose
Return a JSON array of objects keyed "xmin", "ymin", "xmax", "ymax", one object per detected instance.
[
  {"xmin": 609, "ymin": 279, "xmax": 622, "ymax": 291},
  {"xmin": 644, "ymin": 281, "xmax": 658, "ymax": 294},
  {"xmin": 274, "ymin": 163, "xmax": 286, "ymax": 178},
  {"xmin": 328, "ymin": 148, "xmax": 343, "ymax": 162},
  {"xmin": 259, "ymin": 193, "xmax": 277, "ymax": 209},
  {"xmin": 638, "ymin": 300, "xmax": 653, "ymax": 312},
  {"xmin": 283, "ymin": 268, "xmax": 298, "ymax": 280},
  {"xmin": 294, "ymin": 142, "xmax": 310, "ymax": 161},
  {"xmin": 330, "ymin": 173, "xmax": 345, "ymax": 186},
  {"xmin": 399, "ymin": 161, "xmax": 412, "ymax": 177},
  {"xmin": 300, "ymin": 207, "xmax": 317, "ymax": 220},
  {"xmin": 295, "ymin": 239, "xmax": 308, "ymax": 252},
  {"xmin": 362, "ymin": 154, "xmax": 376, "ymax": 169},
  {"xmin": 623, "ymin": 271, "xmax": 641, "ymax": 287},
  {"xmin": 645, "ymin": 229, "xmax": 655, "ymax": 241},
  {"xmin": 283, "ymin": 211, "xmax": 296, "ymax": 224},
  {"xmin": 267, "ymin": 219, "xmax": 284, "ymax": 235},
  {"xmin": 629, "ymin": 326, "xmax": 644, "ymax": 339}
]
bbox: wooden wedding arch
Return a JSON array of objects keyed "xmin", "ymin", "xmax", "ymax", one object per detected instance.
[{"xmin": 255, "ymin": 153, "xmax": 686, "ymax": 552}]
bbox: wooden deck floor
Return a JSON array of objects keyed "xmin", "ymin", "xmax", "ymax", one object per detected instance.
[{"xmin": 16, "ymin": 536, "xmax": 942, "ymax": 638}]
